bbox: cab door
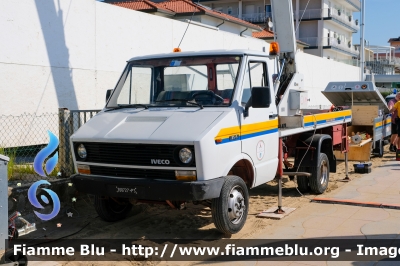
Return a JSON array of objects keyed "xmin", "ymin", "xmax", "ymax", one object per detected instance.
[{"xmin": 239, "ymin": 57, "xmax": 278, "ymax": 187}]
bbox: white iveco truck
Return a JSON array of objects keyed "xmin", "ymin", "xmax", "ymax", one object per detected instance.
[{"xmin": 71, "ymin": 0, "xmax": 352, "ymax": 234}]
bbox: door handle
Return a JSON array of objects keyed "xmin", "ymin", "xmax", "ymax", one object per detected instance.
[{"xmin": 269, "ymin": 114, "xmax": 278, "ymax": 119}]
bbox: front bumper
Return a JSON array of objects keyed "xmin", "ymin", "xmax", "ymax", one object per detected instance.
[{"xmin": 71, "ymin": 174, "xmax": 224, "ymax": 201}]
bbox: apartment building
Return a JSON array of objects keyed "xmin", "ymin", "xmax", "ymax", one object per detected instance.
[{"xmin": 200, "ymin": 0, "xmax": 361, "ymax": 62}]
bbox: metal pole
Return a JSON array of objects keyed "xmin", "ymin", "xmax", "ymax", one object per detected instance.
[
  {"xmin": 0, "ymin": 154, "xmax": 10, "ymax": 252},
  {"xmin": 275, "ymin": 138, "xmax": 285, "ymax": 214},
  {"xmin": 360, "ymin": 0, "xmax": 365, "ymax": 81},
  {"xmin": 343, "ymin": 152, "xmax": 351, "ymax": 181}
]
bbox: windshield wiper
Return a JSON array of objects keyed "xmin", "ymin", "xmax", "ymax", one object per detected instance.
[
  {"xmin": 104, "ymin": 104, "xmax": 149, "ymax": 112},
  {"xmin": 156, "ymin": 99, "xmax": 203, "ymax": 109}
]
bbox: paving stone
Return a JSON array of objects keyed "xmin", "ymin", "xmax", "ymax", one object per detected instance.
[
  {"xmin": 381, "ymin": 186, "xmax": 400, "ymax": 195},
  {"xmin": 334, "ymin": 219, "xmax": 371, "ymax": 232},
  {"xmin": 302, "ymin": 216, "xmax": 346, "ymax": 232},
  {"xmin": 302, "ymin": 228, "xmax": 331, "ymax": 238},
  {"xmin": 275, "ymin": 214, "xmax": 318, "ymax": 229},
  {"xmin": 349, "ymin": 207, "xmax": 390, "ymax": 222},
  {"xmin": 357, "ymin": 185, "xmax": 391, "ymax": 194},
  {"xmin": 360, "ymin": 218, "xmax": 400, "ymax": 239},
  {"xmin": 330, "ymin": 191, "xmax": 360, "ymax": 199},
  {"xmin": 327, "ymin": 205, "xmax": 362, "ymax": 219},
  {"xmin": 347, "ymin": 193, "xmax": 379, "ymax": 202},
  {"xmin": 374, "ymin": 175, "xmax": 399, "ymax": 183},
  {"xmin": 383, "ymin": 209, "xmax": 400, "ymax": 218},
  {"xmin": 299, "ymin": 203, "xmax": 338, "ymax": 217},
  {"xmin": 256, "ymin": 225, "xmax": 305, "ymax": 239},
  {"xmin": 372, "ymin": 196, "xmax": 400, "ymax": 204},
  {"xmin": 347, "ymin": 180, "xmax": 377, "ymax": 187}
]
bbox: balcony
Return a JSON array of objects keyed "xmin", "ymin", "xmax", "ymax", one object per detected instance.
[
  {"xmin": 231, "ymin": 12, "xmax": 272, "ymax": 23},
  {"xmin": 295, "ymin": 8, "xmax": 359, "ymax": 32},
  {"xmin": 323, "ymin": 8, "xmax": 359, "ymax": 32},
  {"xmin": 299, "ymin": 37, "xmax": 360, "ymax": 57},
  {"xmin": 345, "ymin": 0, "xmax": 361, "ymax": 11}
]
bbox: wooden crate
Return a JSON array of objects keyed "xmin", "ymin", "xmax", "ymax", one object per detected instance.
[
  {"xmin": 334, "ymin": 141, "xmax": 372, "ymax": 161},
  {"xmin": 351, "ymin": 106, "xmax": 380, "ymax": 125},
  {"xmin": 334, "ymin": 125, "xmax": 373, "ymax": 161}
]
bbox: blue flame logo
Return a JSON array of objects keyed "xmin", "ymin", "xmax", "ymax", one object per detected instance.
[
  {"xmin": 28, "ymin": 130, "xmax": 60, "ymax": 221},
  {"xmin": 28, "ymin": 180, "xmax": 60, "ymax": 221},
  {"xmin": 33, "ymin": 130, "xmax": 59, "ymax": 177}
]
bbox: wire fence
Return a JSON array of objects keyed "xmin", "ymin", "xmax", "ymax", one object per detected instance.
[{"xmin": 0, "ymin": 108, "xmax": 101, "ymax": 182}]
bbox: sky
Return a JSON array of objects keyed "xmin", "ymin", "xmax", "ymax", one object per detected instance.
[{"xmin": 352, "ymin": 0, "xmax": 399, "ymax": 46}]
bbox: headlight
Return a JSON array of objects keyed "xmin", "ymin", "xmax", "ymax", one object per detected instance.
[
  {"xmin": 179, "ymin": 148, "xmax": 192, "ymax": 164},
  {"xmin": 77, "ymin": 144, "xmax": 87, "ymax": 159}
]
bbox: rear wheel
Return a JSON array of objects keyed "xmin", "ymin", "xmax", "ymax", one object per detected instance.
[
  {"xmin": 295, "ymin": 167, "xmax": 310, "ymax": 193},
  {"xmin": 211, "ymin": 176, "xmax": 249, "ymax": 234},
  {"xmin": 296, "ymin": 176, "xmax": 310, "ymax": 193},
  {"xmin": 309, "ymin": 153, "xmax": 330, "ymax": 194},
  {"xmin": 94, "ymin": 196, "xmax": 132, "ymax": 222}
]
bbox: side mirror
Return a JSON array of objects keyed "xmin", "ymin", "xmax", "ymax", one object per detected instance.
[
  {"xmin": 106, "ymin": 89, "xmax": 113, "ymax": 103},
  {"xmin": 244, "ymin": 87, "xmax": 271, "ymax": 117}
]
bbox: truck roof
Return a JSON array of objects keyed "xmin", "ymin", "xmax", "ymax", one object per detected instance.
[{"xmin": 127, "ymin": 49, "xmax": 271, "ymax": 62}]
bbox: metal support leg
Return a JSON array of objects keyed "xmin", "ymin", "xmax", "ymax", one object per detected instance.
[
  {"xmin": 342, "ymin": 152, "xmax": 351, "ymax": 182},
  {"xmin": 274, "ymin": 178, "xmax": 285, "ymax": 214},
  {"xmin": 274, "ymin": 138, "xmax": 285, "ymax": 214}
]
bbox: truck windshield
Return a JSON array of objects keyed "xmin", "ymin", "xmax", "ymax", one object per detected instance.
[{"xmin": 107, "ymin": 56, "xmax": 241, "ymax": 109}]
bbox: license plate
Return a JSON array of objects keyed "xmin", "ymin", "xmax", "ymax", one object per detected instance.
[{"xmin": 107, "ymin": 185, "xmax": 143, "ymax": 196}]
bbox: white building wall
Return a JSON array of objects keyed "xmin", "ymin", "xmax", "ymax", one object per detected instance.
[
  {"xmin": 296, "ymin": 52, "xmax": 359, "ymax": 109},
  {"xmin": 0, "ymin": 0, "xmax": 267, "ymax": 116},
  {"xmin": 0, "ymin": 0, "xmax": 359, "ymax": 117}
]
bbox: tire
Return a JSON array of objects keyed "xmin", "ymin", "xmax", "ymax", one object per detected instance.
[
  {"xmin": 309, "ymin": 153, "xmax": 330, "ymax": 194},
  {"xmin": 211, "ymin": 176, "xmax": 249, "ymax": 235},
  {"xmin": 296, "ymin": 167, "xmax": 310, "ymax": 193},
  {"xmin": 2, "ymin": 250, "xmax": 27, "ymax": 266},
  {"xmin": 297, "ymin": 176, "xmax": 310, "ymax": 193},
  {"xmin": 94, "ymin": 196, "xmax": 132, "ymax": 222}
]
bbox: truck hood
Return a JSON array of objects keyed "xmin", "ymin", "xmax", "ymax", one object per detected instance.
[{"xmin": 71, "ymin": 108, "xmax": 223, "ymax": 143}]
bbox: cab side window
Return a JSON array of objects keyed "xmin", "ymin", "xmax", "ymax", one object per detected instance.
[{"xmin": 241, "ymin": 62, "xmax": 268, "ymax": 106}]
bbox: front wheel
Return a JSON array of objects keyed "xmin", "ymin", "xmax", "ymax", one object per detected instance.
[
  {"xmin": 94, "ymin": 196, "xmax": 132, "ymax": 222},
  {"xmin": 211, "ymin": 176, "xmax": 249, "ymax": 234},
  {"xmin": 309, "ymin": 153, "xmax": 330, "ymax": 194}
]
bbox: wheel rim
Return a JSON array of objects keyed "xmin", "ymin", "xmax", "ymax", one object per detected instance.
[
  {"xmin": 227, "ymin": 185, "xmax": 246, "ymax": 224},
  {"xmin": 320, "ymin": 160, "xmax": 328, "ymax": 186}
]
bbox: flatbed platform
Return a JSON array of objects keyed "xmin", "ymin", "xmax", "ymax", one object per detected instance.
[{"xmin": 279, "ymin": 110, "xmax": 352, "ymax": 137}]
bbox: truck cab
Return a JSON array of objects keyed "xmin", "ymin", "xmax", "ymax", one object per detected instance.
[{"xmin": 71, "ymin": 49, "xmax": 280, "ymax": 234}]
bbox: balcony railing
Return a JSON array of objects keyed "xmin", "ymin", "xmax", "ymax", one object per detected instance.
[
  {"xmin": 231, "ymin": 12, "xmax": 272, "ymax": 23},
  {"xmin": 374, "ymin": 57, "xmax": 400, "ymax": 66},
  {"xmin": 336, "ymin": 59, "xmax": 360, "ymax": 67},
  {"xmin": 323, "ymin": 37, "xmax": 359, "ymax": 55},
  {"xmin": 297, "ymin": 37, "xmax": 319, "ymax": 47},
  {"xmin": 323, "ymin": 8, "xmax": 359, "ymax": 31},
  {"xmin": 294, "ymin": 8, "xmax": 359, "ymax": 32},
  {"xmin": 298, "ymin": 37, "xmax": 359, "ymax": 56},
  {"xmin": 295, "ymin": 9, "xmax": 321, "ymax": 20}
]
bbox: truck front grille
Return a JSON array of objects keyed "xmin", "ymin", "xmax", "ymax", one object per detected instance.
[
  {"xmin": 74, "ymin": 142, "xmax": 195, "ymax": 167},
  {"xmin": 90, "ymin": 166, "xmax": 176, "ymax": 180}
]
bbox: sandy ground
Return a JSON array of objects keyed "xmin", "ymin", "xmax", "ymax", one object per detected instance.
[{"xmin": 4, "ymin": 146, "xmax": 397, "ymax": 265}]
